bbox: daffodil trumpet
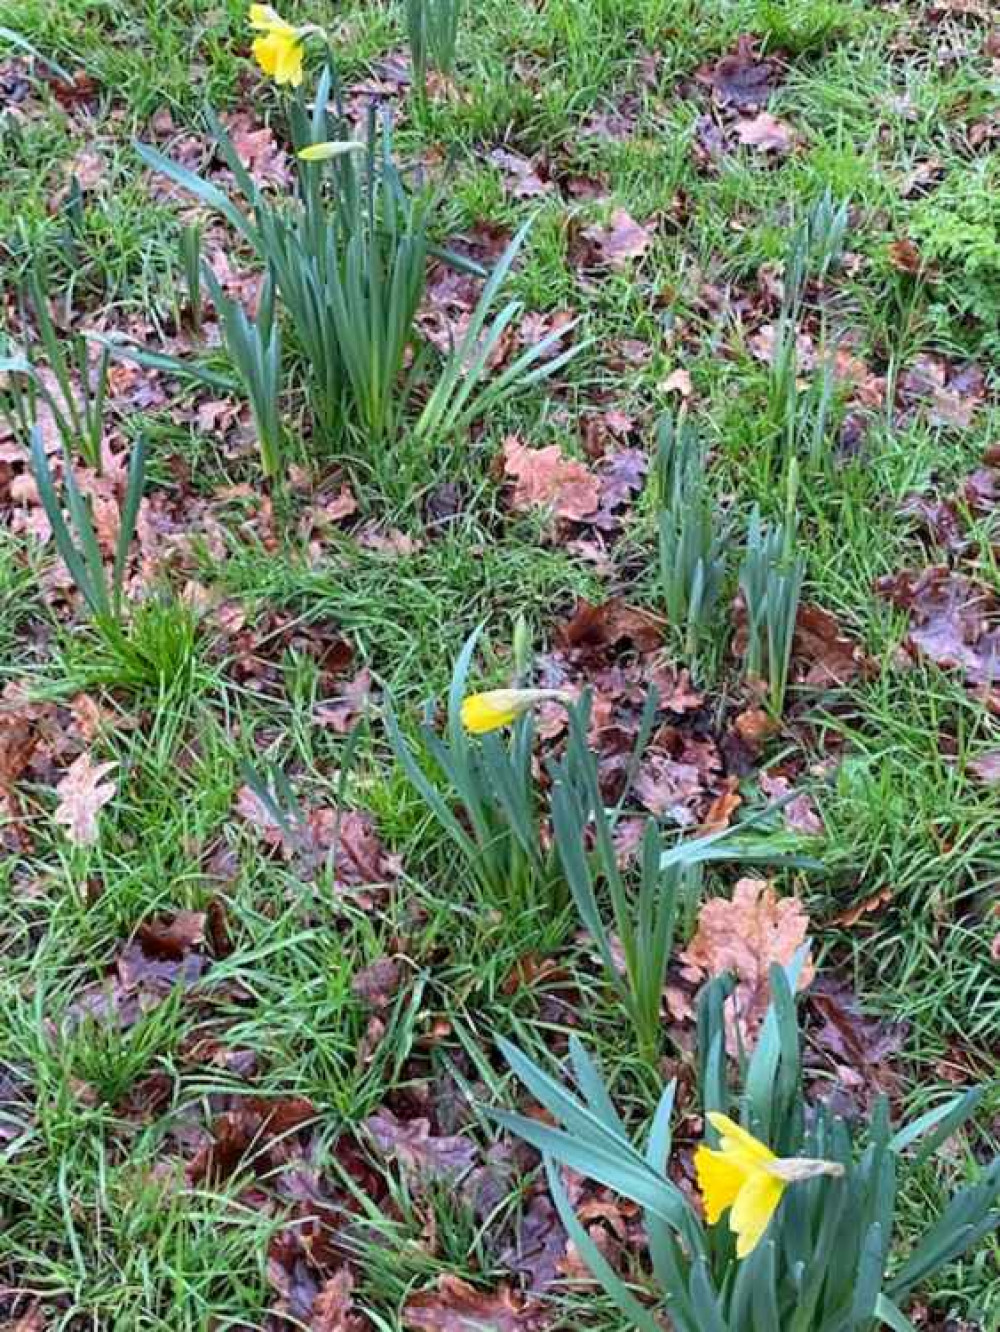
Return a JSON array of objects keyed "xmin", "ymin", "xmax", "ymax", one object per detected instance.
[
  {"xmin": 695, "ymin": 1112, "xmax": 843, "ymax": 1258},
  {"xmin": 460, "ymin": 688, "xmax": 573, "ymax": 735}
]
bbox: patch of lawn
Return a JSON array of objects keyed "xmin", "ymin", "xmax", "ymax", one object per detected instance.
[{"xmin": 1, "ymin": 0, "xmax": 998, "ymax": 1325}]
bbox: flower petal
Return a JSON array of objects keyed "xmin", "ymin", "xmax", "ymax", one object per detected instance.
[
  {"xmin": 707, "ymin": 1112, "xmax": 776, "ymax": 1165},
  {"xmin": 694, "ymin": 1145, "xmax": 749, "ymax": 1225},
  {"xmin": 252, "ymin": 33, "xmax": 281, "ymax": 76},
  {"xmin": 249, "ymin": 4, "xmax": 289, "ymax": 31},
  {"xmin": 730, "ymin": 1170, "xmax": 785, "ymax": 1258},
  {"xmin": 461, "ymin": 692, "xmax": 523, "ymax": 734},
  {"xmin": 297, "ymin": 140, "xmax": 364, "ymax": 161},
  {"xmin": 273, "ymin": 35, "xmax": 304, "ymax": 85}
]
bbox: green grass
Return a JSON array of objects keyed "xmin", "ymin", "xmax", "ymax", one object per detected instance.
[{"xmin": 1, "ymin": 0, "xmax": 998, "ymax": 1326}]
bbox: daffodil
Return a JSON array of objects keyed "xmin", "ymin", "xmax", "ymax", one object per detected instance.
[
  {"xmin": 695, "ymin": 1113, "xmax": 843, "ymax": 1258},
  {"xmin": 297, "ymin": 140, "xmax": 365, "ymax": 162},
  {"xmin": 249, "ymin": 4, "xmax": 313, "ymax": 86},
  {"xmin": 460, "ymin": 688, "xmax": 571, "ymax": 735}
]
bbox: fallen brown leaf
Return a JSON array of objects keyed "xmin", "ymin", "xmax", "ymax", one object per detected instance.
[
  {"xmin": 502, "ymin": 436, "xmax": 600, "ymax": 522},
  {"xmin": 557, "ymin": 599, "xmax": 664, "ymax": 656},
  {"xmin": 351, "ymin": 958, "xmax": 404, "ymax": 1010},
  {"xmin": 830, "ymin": 887, "xmax": 893, "ymax": 929},
  {"xmin": 877, "ymin": 566, "xmax": 1000, "ymax": 685},
  {"xmin": 888, "ymin": 238, "xmax": 924, "ymax": 274},
  {"xmin": 680, "ymin": 878, "xmax": 814, "ymax": 1049},
  {"xmin": 311, "ymin": 1268, "xmax": 370, "ymax": 1332},
  {"xmin": 580, "ymin": 208, "xmax": 653, "ymax": 269},
  {"xmin": 53, "ymin": 752, "xmax": 117, "ymax": 846},
  {"xmin": 805, "ymin": 977, "xmax": 907, "ymax": 1116},
  {"xmin": 366, "ymin": 1109, "xmax": 477, "ymax": 1187},
  {"xmin": 403, "ymin": 1275, "xmax": 548, "ymax": 1331},
  {"xmin": 734, "ymin": 111, "xmax": 793, "ymax": 154},
  {"xmin": 697, "ymin": 35, "xmax": 782, "ymax": 110}
]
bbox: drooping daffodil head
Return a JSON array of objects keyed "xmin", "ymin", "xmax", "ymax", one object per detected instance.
[
  {"xmin": 297, "ymin": 140, "xmax": 366, "ymax": 162},
  {"xmin": 695, "ymin": 1112, "xmax": 843, "ymax": 1258},
  {"xmin": 249, "ymin": 4, "xmax": 314, "ymax": 86},
  {"xmin": 460, "ymin": 688, "xmax": 572, "ymax": 735}
]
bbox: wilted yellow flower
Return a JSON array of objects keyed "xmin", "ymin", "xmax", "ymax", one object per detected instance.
[
  {"xmin": 460, "ymin": 688, "xmax": 571, "ymax": 735},
  {"xmin": 250, "ymin": 4, "xmax": 310, "ymax": 86},
  {"xmin": 297, "ymin": 140, "xmax": 365, "ymax": 162},
  {"xmin": 695, "ymin": 1113, "xmax": 843, "ymax": 1258}
]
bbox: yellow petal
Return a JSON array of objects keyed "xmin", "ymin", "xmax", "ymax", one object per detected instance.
[
  {"xmin": 252, "ymin": 32, "xmax": 281, "ymax": 76},
  {"xmin": 249, "ymin": 3, "xmax": 282, "ymax": 29},
  {"xmin": 273, "ymin": 35, "xmax": 304, "ymax": 85},
  {"xmin": 707, "ymin": 1112, "xmax": 777, "ymax": 1165},
  {"xmin": 460, "ymin": 692, "xmax": 525, "ymax": 734},
  {"xmin": 460, "ymin": 688, "xmax": 569, "ymax": 735},
  {"xmin": 694, "ymin": 1145, "xmax": 749, "ymax": 1225},
  {"xmin": 297, "ymin": 140, "xmax": 363, "ymax": 161},
  {"xmin": 730, "ymin": 1170, "xmax": 786, "ymax": 1258}
]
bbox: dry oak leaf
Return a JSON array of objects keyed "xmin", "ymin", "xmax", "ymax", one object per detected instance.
[
  {"xmin": 830, "ymin": 887, "xmax": 893, "ymax": 929},
  {"xmin": 311, "ymin": 1268, "xmax": 369, "ymax": 1331},
  {"xmin": 502, "ymin": 436, "xmax": 600, "ymax": 521},
  {"xmin": 366, "ymin": 1108, "xmax": 477, "ymax": 1185},
  {"xmin": 53, "ymin": 752, "xmax": 117, "ymax": 846},
  {"xmin": 680, "ymin": 878, "xmax": 814, "ymax": 1049},
  {"xmin": 403, "ymin": 1275, "xmax": 548, "ymax": 1330},
  {"xmin": 700, "ymin": 36, "xmax": 781, "ymax": 110},
  {"xmin": 580, "ymin": 208, "xmax": 653, "ymax": 269},
  {"xmin": 735, "ymin": 111, "xmax": 793, "ymax": 154}
]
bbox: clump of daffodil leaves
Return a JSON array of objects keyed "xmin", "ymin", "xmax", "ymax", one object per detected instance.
[{"xmin": 491, "ymin": 956, "xmax": 1000, "ymax": 1332}]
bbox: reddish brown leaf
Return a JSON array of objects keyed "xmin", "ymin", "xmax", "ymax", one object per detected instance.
[
  {"xmin": 734, "ymin": 111, "xmax": 793, "ymax": 153},
  {"xmin": 311, "ymin": 1269, "xmax": 370, "ymax": 1332},
  {"xmin": 314, "ymin": 668, "xmax": 373, "ymax": 733},
  {"xmin": 501, "ymin": 436, "xmax": 600, "ymax": 522},
  {"xmin": 53, "ymin": 752, "xmax": 117, "ymax": 846},
  {"xmin": 733, "ymin": 708, "xmax": 780, "ymax": 747},
  {"xmin": 888, "ymin": 238, "xmax": 924, "ymax": 274},
  {"xmin": 488, "ymin": 149, "xmax": 552, "ymax": 199},
  {"xmin": 830, "ymin": 887, "xmax": 893, "ymax": 928},
  {"xmin": 899, "ymin": 493, "xmax": 966, "ymax": 553},
  {"xmin": 701, "ymin": 784, "xmax": 742, "ymax": 834},
  {"xmin": 806, "ymin": 977, "xmax": 907, "ymax": 1116},
  {"xmin": 351, "ymin": 958, "xmax": 403, "ymax": 1010},
  {"xmin": 403, "ymin": 1276, "xmax": 548, "ymax": 1331},
  {"xmin": 698, "ymin": 36, "xmax": 782, "ymax": 109},
  {"xmin": 580, "ymin": 209, "xmax": 653, "ymax": 269},
  {"xmin": 366, "ymin": 1109, "xmax": 477, "ymax": 1186},
  {"xmin": 0, "ymin": 713, "xmax": 38, "ymax": 788},
  {"xmin": 558, "ymin": 599, "xmax": 664, "ymax": 656},
  {"xmin": 635, "ymin": 753, "xmax": 705, "ymax": 826},
  {"xmin": 877, "ymin": 566, "xmax": 1000, "ymax": 684},
  {"xmin": 783, "ymin": 792, "xmax": 824, "ymax": 836},
  {"xmin": 792, "ymin": 603, "xmax": 873, "ymax": 688},
  {"xmin": 187, "ymin": 1095, "xmax": 318, "ymax": 1185},
  {"xmin": 330, "ymin": 810, "xmax": 403, "ymax": 889},
  {"xmin": 137, "ymin": 910, "xmax": 207, "ymax": 960},
  {"xmin": 501, "ymin": 1194, "xmax": 567, "ymax": 1293},
  {"xmin": 900, "ymin": 355, "xmax": 985, "ymax": 430}
]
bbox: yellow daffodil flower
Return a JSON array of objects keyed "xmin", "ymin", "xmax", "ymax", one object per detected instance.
[
  {"xmin": 249, "ymin": 4, "xmax": 312, "ymax": 86},
  {"xmin": 297, "ymin": 140, "xmax": 365, "ymax": 162},
  {"xmin": 460, "ymin": 688, "xmax": 571, "ymax": 735},
  {"xmin": 695, "ymin": 1112, "xmax": 843, "ymax": 1258}
]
